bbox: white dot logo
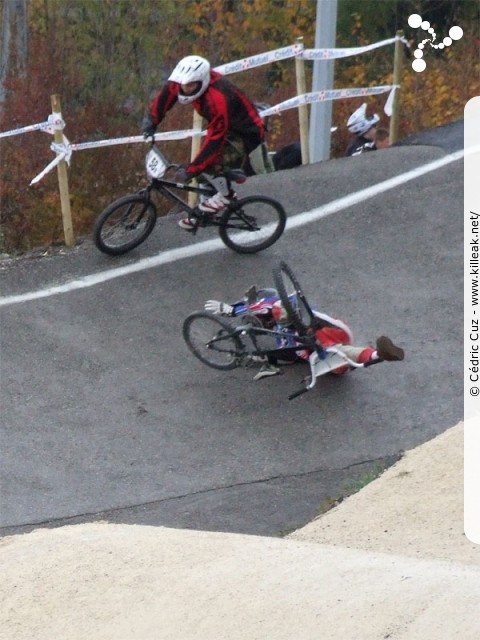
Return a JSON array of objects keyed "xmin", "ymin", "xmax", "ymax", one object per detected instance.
[{"xmin": 408, "ymin": 14, "xmax": 463, "ymax": 73}]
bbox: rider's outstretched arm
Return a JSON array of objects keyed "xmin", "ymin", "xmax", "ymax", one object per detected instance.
[
  {"xmin": 204, "ymin": 299, "xmax": 258, "ymax": 317},
  {"xmin": 204, "ymin": 300, "xmax": 236, "ymax": 316}
]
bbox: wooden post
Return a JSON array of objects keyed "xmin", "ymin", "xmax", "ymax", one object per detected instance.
[
  {"xmin": 50, "ymin": 94, "xmax": 74, "ymax": 247},
  {"xmin": 389, "ymin": 30, "xmax": 404, "ymax": 145},
  {"xmin": 295, "ymin": 36, "xmax": 310, "ymax": 164},
  {"xmin": 188, "ymin": 110, "xmax": 204, "ymax": 207}
]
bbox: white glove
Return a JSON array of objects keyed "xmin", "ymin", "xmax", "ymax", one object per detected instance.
[{"xmin": 204, "ymin": 300, "xmax": 234, "ymax": 316}]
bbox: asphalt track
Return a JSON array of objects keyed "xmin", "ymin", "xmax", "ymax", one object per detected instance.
[{"xmin": 0, "ymin": 121, "xmax": 463, "ymax": 537}]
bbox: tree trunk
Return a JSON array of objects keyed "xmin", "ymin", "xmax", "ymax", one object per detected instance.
[
  {"xmin": 0, "ymin": 0, "xmax": 12, "ymax": 103},
  {"xmin": 0, "ymin": 0, "xmax": 28, "ymax": 105}
]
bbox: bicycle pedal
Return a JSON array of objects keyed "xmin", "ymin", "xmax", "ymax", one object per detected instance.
[{"xmin": 190, "ymin": 208, "xmax": 209, "ymax": 227}]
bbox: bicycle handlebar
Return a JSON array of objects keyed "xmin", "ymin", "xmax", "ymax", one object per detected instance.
[
  {"xmin": 289, "ymin": 346, "xmax": 378, "ymax": 401},
  {"xmin": 288, "ymin": 387, "xmax": 310, "ymax": 400}
]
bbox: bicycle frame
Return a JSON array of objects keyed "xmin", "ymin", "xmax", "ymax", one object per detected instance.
[
  {"xmin": 145, "ymin": 177, "xmax": 269, "ymax": 238},
  {"xmin": 207, "ymin": 322, "xmax": 385, "ymax": 400},
  {"xmin": 143, "ymin": 144, "xmax": 257, "ymax": 228},
  {"xmin": 145, "ymin": 176, "xmax": 213, "ymax": 214},
  {"xmin": 230, "ymin": 323, "xmax": 312, "ymax": 361},
  {"xmin": 144, "ymin": 145, "xmax": 231, "ymax": 214},
  {"xmin": 208, "ymin": 323, "xmax": 355, "ymax": 372}
]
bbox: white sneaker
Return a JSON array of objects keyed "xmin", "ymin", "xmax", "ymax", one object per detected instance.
[
  {"xmin": 253, "ymin": 363, "xmax": 281, "ymax": 381},
  {"xmin": 177, "ymin": 217, "xmax": 196, "ymax": 231},
  {"xmin": 198, "ymin": 192, "xmax": 230, "ymax": 213}
]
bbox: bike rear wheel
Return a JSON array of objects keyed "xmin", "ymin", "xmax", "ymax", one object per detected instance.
[
  {"xmin": 218, "ymin": 196, "xmax": 286, "ymax": 254},
  {"xmin": 93, "ymin": 194, "xmax": 157, "ymax": 255},
  {"xmin": 182, "ymin": 312, "xmax": 244, "ymax": 370},
  {"xmin": 272, "ymin": 261, "xmax": 316, "ymax": 334}
]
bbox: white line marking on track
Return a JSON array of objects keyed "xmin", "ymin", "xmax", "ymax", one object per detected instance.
[{"xmin": 0, "ymin": 149, "xmax": 463, "ymax": 308}]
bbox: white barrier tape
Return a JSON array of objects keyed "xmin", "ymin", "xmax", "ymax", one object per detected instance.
[
  {"xmin": 29, "ymin": 129, "xmax": 203, "ymax": 184},
  {"xmin": 301, "ymin": 36, "xmax": 401, "ymax": 60},
  {"xmin": 383, "ymin": 86, "xmax": 398, "ymax": 117},
  {"xmin": 260, "ymin": 85, "xmax": 398, "ymax": 117},
  {"xmin": 0, "ymin": 113, "xmax": 65, "ymax": 139},
  {"xmin": 30, "ymin": 82, "xmax": 396, "ymax": 185},
  {"xmin": 30, "ymin": 151, "xmax": 66, "ymax": 185},
  {"xmin": 29, "ymin": 134, "xmax": 72, "ymax": 185},
  {"xmin": 0, "ymin": 120, "xmax": 48, "ymax": 138},
  {"xmin": 70, "ymin": 128, "xmax": 203, "ymax": 151},
  {"xmin": 26, "ymin": 30, "xmax": 405, "ymax": 185},
  {"xmin": 214, "ymin": 43, "xmax": 304, "ymax": 76},
  {"xmin": 214, "ymin": 35, "xmax": 407, "ymax": 74}
]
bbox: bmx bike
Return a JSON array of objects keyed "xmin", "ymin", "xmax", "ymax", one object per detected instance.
[
  {"xmin": 182, "ymin": 262, "xmax": 383, "ymax": 400},
  {"xmin": 93, "ymin": 144, "xmax": 286, "ymax": 256}
]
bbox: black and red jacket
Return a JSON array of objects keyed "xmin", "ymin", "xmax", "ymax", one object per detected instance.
[{"xmin": 149, "ymin": 70, "xmax": 265, "ymax": 177}]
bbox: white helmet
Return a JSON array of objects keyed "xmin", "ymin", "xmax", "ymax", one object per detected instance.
[
  {"xmin": 169, "ymin": 55, "xmax": 211, "ymax": 105},
  {"xmin": 347, "ymin": 103, "xmax": 380, "ymax": 135}
]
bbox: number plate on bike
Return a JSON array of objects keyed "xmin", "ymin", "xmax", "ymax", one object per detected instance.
[
  {"xmin": 145, "ymin": 148, "xmax": 168, "ymax": 178},
  {"xmin": 312, "ymin": 352, "xmax": 348, "ymax": 376}
]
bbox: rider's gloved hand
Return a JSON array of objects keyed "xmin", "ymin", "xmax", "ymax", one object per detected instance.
[
  {"xmin": 142, "ymin": 115, "xmax": 156, "ymax": 142},
  {"xmin": 174, "ymin": 166, "xmax": 189, "ymax": 183},
  {"xmin": 204, "ymin": 300, "xmax": 234, "ymax": 316}
]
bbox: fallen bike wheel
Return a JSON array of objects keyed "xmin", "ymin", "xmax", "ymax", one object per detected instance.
[
  {"xmin": 182, "ymin": 312, "xmax": 244, "ymax": 370},
  {"xmin": 218, "ymin": 196, "xmax": 286, "ymax": 254},
  {"xmin": 93, "ymin": 194, "xmax": 157, "ymax": 255},
  {"xmin": 272, "ymin": 261, "xmax": 316, "ymax": 334}
]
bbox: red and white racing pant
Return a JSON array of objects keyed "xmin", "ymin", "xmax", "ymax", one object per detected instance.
[{"xmin": 298, "ymin": 312, "xmax": 377, "ymax": 374}]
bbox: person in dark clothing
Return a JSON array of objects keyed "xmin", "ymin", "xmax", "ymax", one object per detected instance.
[
  {"xmin": 272, "ymin": 142, "xmax": 302, "ymax": 170},
  {"xmin": 345, "ymin": 102, "xmax": 380, "ymax": 157},
  {"xmin": 142, "ymin": 55, "xmax": 273, "ymax": 229}
]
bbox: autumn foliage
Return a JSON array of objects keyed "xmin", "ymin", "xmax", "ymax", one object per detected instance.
[{"xmin": 0, "ymin": 0, "xmax": 478, "ymax": 253}]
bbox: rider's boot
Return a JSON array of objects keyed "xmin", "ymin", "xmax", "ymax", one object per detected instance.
[
  {"xmin": 342, "ymin": 338, "xmax": 404, "ymax": 367},
  {"xmin": 375, "ymin": 336, "xmax": 405, "ymax": 361}
]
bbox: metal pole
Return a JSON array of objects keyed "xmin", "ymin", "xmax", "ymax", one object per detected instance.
[
  {"xmin": 50, "ymin": 94, "xmax": 74, "ymax": 247},
  {"xmin": 295, "ymin": 36, "xmax": 309, "ymax": 164},
  {"xmin": 309, "ymin": 0, "xmax": 338, "ymax": 163},
  {"xmin": 389, "ymin": 30, "xmax": 404, "ymax": 145}
]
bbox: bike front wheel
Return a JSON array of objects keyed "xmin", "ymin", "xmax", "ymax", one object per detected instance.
[
  {"xmin": 218, "ymin": 195, "xmax": 286, "ymax": 254},
  {"xmin": 93, "ymin": 194, "xmax": 157, "ymax": 255},
  {"xmin": 273, "ymin": 261, "xmax": 316, "ymax": 334},
  {"xmin": 182, "ymin": 312, "xmax": 244, "ymax": 371}
]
